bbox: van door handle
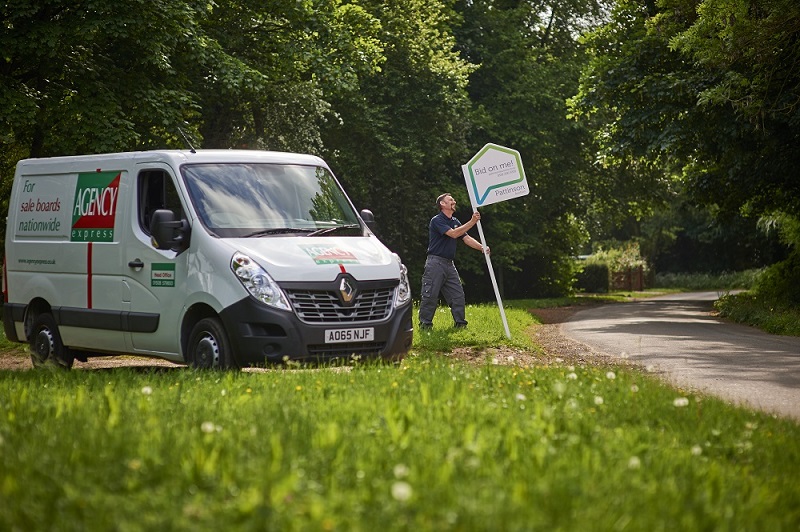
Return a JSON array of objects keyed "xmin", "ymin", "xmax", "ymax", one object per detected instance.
[{"xmin": 128, "ymin": 259, "xmax": 145, "ymax": 269}]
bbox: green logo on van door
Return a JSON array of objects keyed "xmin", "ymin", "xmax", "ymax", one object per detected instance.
[
  {"xmin": 151, "ymin": 263, "xmax": 175, "ymax": 287},
  {"xmin": 71, "ymin": 171, "xmax": 121, "ymax": 242}
]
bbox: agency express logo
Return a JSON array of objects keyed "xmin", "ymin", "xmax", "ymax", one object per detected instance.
[
  {"xmin": 71, "ymin": 171, "xmax": 121, "ymax": 242},
  {"xmin": 301, "ymin": 245, "xmax": 359, "ymax": 265}
]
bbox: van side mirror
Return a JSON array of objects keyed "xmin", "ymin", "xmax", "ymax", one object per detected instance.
[
  {"xmin": 150, "ymin": 209, "xmax": 190, "ymax": 251},
  {"xmin": 360, "ymin": 209, "xmax": 378, "ymax": 234}
]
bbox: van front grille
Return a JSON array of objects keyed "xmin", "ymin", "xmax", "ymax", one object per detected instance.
[
  {"xmin": 286, "ymin": 288, "xmax": 394, "ymax": 323},
  {"xmin": 307, "ymin": 342, "xmax": 387, "ymax": 359}
]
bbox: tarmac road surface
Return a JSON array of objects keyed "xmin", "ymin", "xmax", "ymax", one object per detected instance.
[{"xmin": 562, "ymin": 292, "xmax": 800, "ymax": 421}]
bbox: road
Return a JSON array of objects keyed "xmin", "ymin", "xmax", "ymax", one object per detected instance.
[{"xmin": 562, "ymin": 292, "xmax": 800, "ymax": 421}]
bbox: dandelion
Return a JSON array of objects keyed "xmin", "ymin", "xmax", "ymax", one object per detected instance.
[
  {"xmin": 567, "ymin": 372, "xmax": 577, "ymax": 380},
  {"xmin": 628, "ymin": 456, "xmax": 641, "ymax": 469},
  {"xmin": 691, "ymin": 445, "xmax": 703, "ymax": 456},
  {"xmin": 673, "ymin": 397, "xmax": 690, "ymax": 407},
  {"xmin": 515, "ymin": 393, "xmax": 527, "ymax": 402},
  {"xmin": 201, "ymin": 421, "xmax": 217, "ymax": 434},
  {"xmin": 295, "ymin": 386, "xmax": 302, "ymax": 391},
  {"xmin": 391, "ymin": 481, "xmax": 413, "ymax": 502},
  {"xmin": 594, "ymin": 396, "xmax": 604, "ymax": 405},
  {"xmin": 630, "ymin": 384, "xmax": 639, "ymax": 393},
  {"xmin": 393, "ymin": 464, "xmax": 410, "ymax": 479},
  {"xmin": 606, "ymin": 371, "xmax": 616, "ymax": 380},
  {"xmin": 221, "ymin": 389, "xmax": 227, "ymax": 396},
  {"xmin": 141, "ymin": 386, "xmax": 153, "ymax": 395}
]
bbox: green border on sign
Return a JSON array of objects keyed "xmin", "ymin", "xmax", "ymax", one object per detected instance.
[{"xmin": 467, "ymin": 143, "xmax": 525, "ymax": 205}]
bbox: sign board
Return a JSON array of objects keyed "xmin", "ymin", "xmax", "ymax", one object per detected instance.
[{"xmin": 464, "ymin": 143, "xmax": 528, "ymax": 208}]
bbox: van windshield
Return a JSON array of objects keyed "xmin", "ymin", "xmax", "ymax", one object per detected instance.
[{"xmin": 181, "ymin": 163, "xmax": 364, "ymax": 238}]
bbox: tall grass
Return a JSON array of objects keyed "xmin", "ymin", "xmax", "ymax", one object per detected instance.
[
  {"xmin": 654, "ymin": 269, "xmax": 763, "ymax": 290},
  {"xmin": 1, "ymin": 302, "xmax": 799, "ymax": 530}
]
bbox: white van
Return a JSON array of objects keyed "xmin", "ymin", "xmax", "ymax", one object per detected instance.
[{"xmin": 3, "ymin": 150, "xmax": 413, "ymax": 369}]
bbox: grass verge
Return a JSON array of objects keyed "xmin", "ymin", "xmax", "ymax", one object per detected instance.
[{"xmin": 1, "ymin": 302, "xmax": 799, "ymax": 530}]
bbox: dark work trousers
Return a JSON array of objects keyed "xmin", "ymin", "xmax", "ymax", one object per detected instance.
[{"xmin": 418, "ymin": 255, "xmax": 467, "ymax": 327}]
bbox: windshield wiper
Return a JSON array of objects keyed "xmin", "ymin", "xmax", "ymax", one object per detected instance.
[
  {"xmin": 242, "ymin": 228, "xmax": 314, "ymax": 238},
  {"xmin": 306, "ymin": 224, "xmax": 362, "ymax": 237}
]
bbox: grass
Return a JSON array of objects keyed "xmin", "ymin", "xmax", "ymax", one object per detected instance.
[
  {"xmin": 654, "ymin": 269, "xmax": 763, "ymax": 291},
  {"xmin": 1, "ymin": 302, "xmax": 799, "ymax": 530},
  {"xmin": 715, "ymin": 292, "xmax": 800, "ymax": 336}
]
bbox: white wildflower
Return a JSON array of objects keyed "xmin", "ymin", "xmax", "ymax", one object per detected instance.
[
  {"xmin": 393, "ymin": 464, "xmax": 410, "ymax": 479},
  {"xmin": 673, "ymin": 397, "xmax": 690, "ymax": 407},
  {"xmin": 391, "ymin": 481, "xmax": 413, "ymax": 502},
  {"xmin": 141, "ymin": 386, "xmax": 153, "ymax": 395}
]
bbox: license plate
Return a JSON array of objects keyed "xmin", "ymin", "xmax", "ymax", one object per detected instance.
[{"xmin": 324, "ymin": 327, "xmax": 374, "ymax": 344}]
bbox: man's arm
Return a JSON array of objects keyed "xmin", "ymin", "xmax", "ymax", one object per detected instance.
[
  {"xmin": 463, "ymin": 234, "xmax": 490, "ymax": 254},
  {"xmin": 444, "ymin": 211, "xmax": 481, "ymax": 239}
]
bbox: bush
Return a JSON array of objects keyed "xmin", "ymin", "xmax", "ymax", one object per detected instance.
[
  {"xmin": 575, "ymin": 263, "xmax": 609, "ymax": 293},
  {"xmin": 654, "ymin": 269, "xmax": 764, "ymax": 290},
  {"xmin": 753, "ymin": 254, "xmax": 800, "ymax": 307}
]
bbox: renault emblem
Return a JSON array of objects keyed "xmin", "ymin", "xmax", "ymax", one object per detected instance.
[{"xmin": 339, "ymin": 278, "xmax": 356, "ymax": 305}]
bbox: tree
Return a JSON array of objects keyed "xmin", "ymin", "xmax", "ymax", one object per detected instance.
[
  {"xmin": 195, "ymin": 0, "xmax": 384, "ymax": 152},
  {"xmin": 452, "ymin": 0, "xmax": 613, "ymax": 296},
  {"xmin": 571, "ymin": 0, "xmax": 800, "ymax": 223},
  {"xmin": 321, "ymin": 0, "xmax": 474, "ymax": 283},
  {"xmin": 0, "ymin": 0, "xmax": 203, "ymax": 159}
]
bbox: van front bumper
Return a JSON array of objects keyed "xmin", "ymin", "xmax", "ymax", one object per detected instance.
[{"xmin": 219, "ymin": 296, "xmax": 413, "ymax": 366}]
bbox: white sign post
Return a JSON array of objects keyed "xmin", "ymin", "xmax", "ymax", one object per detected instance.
[{"xmin": 462, "ymin": 143, "xmax": 529, "ymax": 339}]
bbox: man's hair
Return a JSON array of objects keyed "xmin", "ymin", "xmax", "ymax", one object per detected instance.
[{"xmin": 436, "ymin": 193, "xmax": 450, "ymax": 211}]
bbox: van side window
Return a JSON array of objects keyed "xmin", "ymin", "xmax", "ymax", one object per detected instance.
[{"xmin": 138, "ymin": 170, "xmax": 184, "ymax": 234}]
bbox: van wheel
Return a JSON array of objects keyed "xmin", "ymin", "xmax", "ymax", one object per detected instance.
[
  {"xmin": 187, "ymin": 318, "xmax": 239, "ymax": 370},
  {"xmin": 30, "ymin": 313, "xmax": 75, "ymax": 369}
]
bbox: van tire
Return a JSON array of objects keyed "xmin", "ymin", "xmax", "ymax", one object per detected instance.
[
  {"xmin": 187, "ymin": 317, "xmax": 238, "ymax": 370},
  {"xmin": 29, "ymin": 313, "xmax": 75, "ymax": 370}
]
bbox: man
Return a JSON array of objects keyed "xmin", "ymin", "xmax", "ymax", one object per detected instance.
[{"xmin": 418, "ymin": 193, "xmax": 489, "ymax": 329}]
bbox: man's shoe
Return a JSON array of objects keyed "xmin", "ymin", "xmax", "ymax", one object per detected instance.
[
  {"xmin": 419, "ymin": 323, "xmax": 433, "ymax": 330},
  {"xmin": 454, "ymin": 322, "xmax": 468, "ymax": 329}
]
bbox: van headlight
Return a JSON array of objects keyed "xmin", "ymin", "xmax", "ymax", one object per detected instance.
[
  {"xmin": 231, "ymin": 252, "xmax": 291, "ymax": 311},
  {"xmin": 394, "ymin": 256, "xmax": 411, "ymax": 307}
]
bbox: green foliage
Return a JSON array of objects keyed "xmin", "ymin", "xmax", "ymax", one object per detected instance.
[
  {"xmin": 571, "ymin": 0, "xmax": 800, "ymax": 223},
  {"xmin": 575, "ymin": 263, "xmax": 610, "ymax": 293},
  {"xmin": 321, "ymin": 0, "xmax": 474, "ymax": 282},
  {"xmin": 654, "ymin": 269, "xmax": 763, "ymax": 290},
  {"xmin": 585, "ymin": 241, "xmax": 647, "ymax": 272},
  {"xmin": 752, "ymin": 254, "xmax": 800, "ymax": 308},
  {"xmin": 715, "ymin": 292, "xmax": 800, "ymax": 336},
  {"xmin": 452, "ymin": 0, "xmax": 609, "ymax": 297}
]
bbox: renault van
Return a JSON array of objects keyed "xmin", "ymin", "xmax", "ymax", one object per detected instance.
[{"xmin": 3, "ymin": 150, "xmax": 413, "ymax": 369}]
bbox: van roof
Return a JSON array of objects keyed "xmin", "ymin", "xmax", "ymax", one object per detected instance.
[{"xmin": 18, "ymin": 149, "xmax": 327, "ymax": 169}]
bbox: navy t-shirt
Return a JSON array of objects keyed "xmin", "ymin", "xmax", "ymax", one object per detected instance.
[{"xmin": 427, "ymin": 212, "xmax": 464, "ymax": 260}]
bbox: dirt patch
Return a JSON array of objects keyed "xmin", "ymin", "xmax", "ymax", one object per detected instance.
[
  {"xmin": 441, "ymin": 306, "xmax": 618, "ymax": 368},
  {"xmin": 0, "ymin": 306, "xmax": 616, "ymax": 371}
]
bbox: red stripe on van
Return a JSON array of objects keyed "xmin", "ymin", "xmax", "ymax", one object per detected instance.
[
  {"xmin": 87, "ymin": 242, "xmax": 93, "ymax": 309},
  {"xmin": 2, "ymin": 256, "xmax": 7, "ymax": 303},
  {"xmin": 339, "ymin": 264, "xmax": 347, "ymax": 274}
]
